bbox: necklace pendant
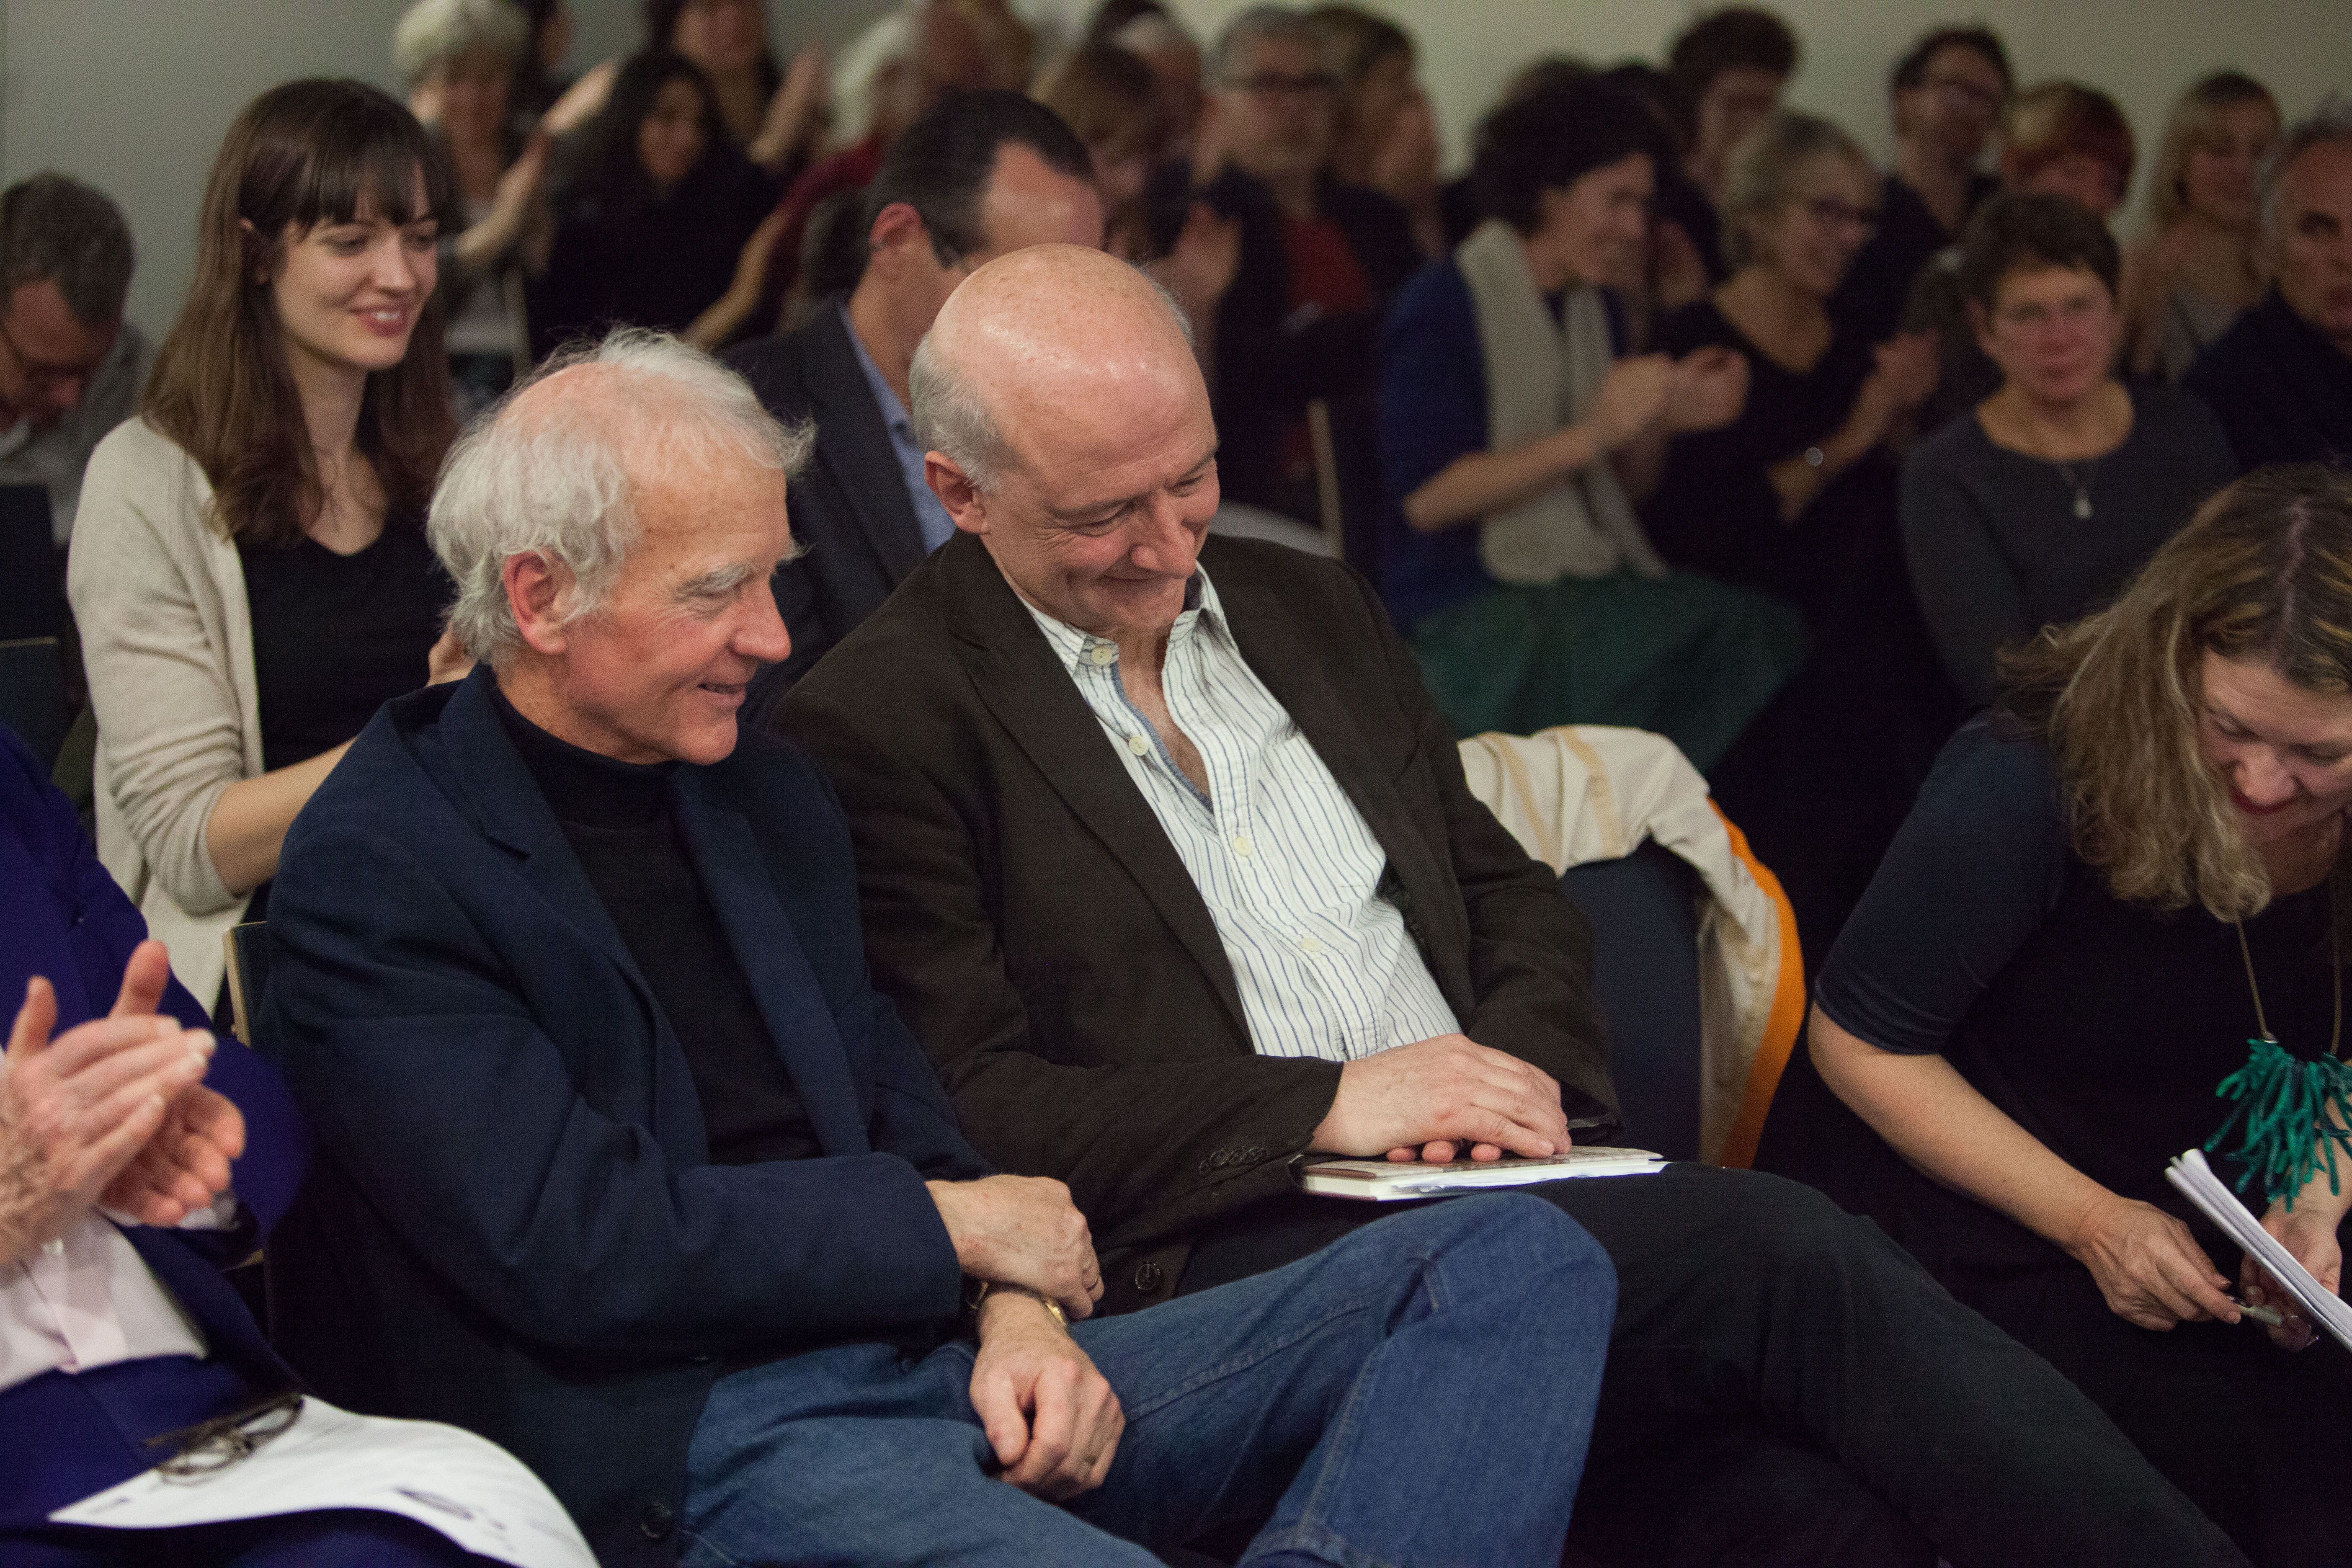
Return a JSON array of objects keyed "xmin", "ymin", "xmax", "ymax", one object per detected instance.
[{"xmin": 2073, "ymin": 493, "xmax": 2093, "ymax": 519}]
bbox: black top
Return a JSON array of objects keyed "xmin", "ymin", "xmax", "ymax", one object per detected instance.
[
  {"xmin": 1642, "ymin": 297, "xmax": 1885, "ymax": 625},
  {"xmin": 1899, "ymin": 387, "xmax": 2239, "ymax": 704},
  {"xmin": 1832, "ymin": 170, "xmax": 1998, "ymax": 348},
  {"xmin": 487, "ymin": 680, "xmax": 821, "ymax": 1167},
  {"xmin": 2183, "ymin": 288, "xmax": 2352, "ymax": 472},
  {"xmin": 1816, "ymin": 716, "xmax": 2339, "ymax": 1292},
  {"xmin": 531, "ymin": 152, "xmax": 773, "ymax": 358},
  {"xmin": 240, "ymin": 520, "xmax": 449, "ymax": 775}
]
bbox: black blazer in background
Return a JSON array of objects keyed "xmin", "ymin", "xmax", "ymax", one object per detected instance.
[
  {"xmin": 776, "ymin": 533, "xmax": 1614, "ymax": 1310},
  {"xmin": 725, "ymin": 302, "xmax": 930, "ymax": 716}
]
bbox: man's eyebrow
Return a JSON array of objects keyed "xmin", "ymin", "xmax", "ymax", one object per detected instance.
[
  {"xmin": 670, "ymin": 561, "xmax": 758, "ymax": 599},
  {"xmin": 1049, "ymin": 445, "xmax": 1221, "ymax": 523}
]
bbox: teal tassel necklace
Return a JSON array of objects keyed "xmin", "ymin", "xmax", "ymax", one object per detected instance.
[{"xmin": 2204, "ymin": 907, "xmax": 2352, "ymax": 1209}]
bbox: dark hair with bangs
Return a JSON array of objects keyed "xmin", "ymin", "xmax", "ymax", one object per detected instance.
[
  {"xmin": 1955, "ymin": 189, "xmax": 2121, "ymax": 312},
  {"xmin": 578, "ymin": 50, "xmax": 734, "ymax": 223},
  {"xmin": 1472, "ymin": 79, "xmax": 1671, "ymax": 235},
  {"xmin": 145, "ymin": 78, "xmax": 456, "ymax": 548}
]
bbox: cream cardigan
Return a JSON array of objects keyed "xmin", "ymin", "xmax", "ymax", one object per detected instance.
[{"xmin": 67, "ymin": 418, "xmax": 262, "ymax": 1007}]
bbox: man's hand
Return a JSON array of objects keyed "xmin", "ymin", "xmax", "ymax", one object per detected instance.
[
  {"xmin": 2065, "ymin": 1191, "xmax": 2239, "ymax": 1331},
  {"xmin": 0, "ymin": 943, "xmax": 219, "ymax": 1266},
  {"xmin": 1310, "ymin": 1034, "xmax": 1568, "ymax": 1165},
  {"xmin": 968, "ymin": 1290, "xmax": 1123, "ymax": 1500},
  {"xmin": 101, "ymin": 1080, "xmax": 244, "ymax": 1228},
  {"xmin": 927, "ymin": 1175, "xmax": 1102, "ymax": 1320}
]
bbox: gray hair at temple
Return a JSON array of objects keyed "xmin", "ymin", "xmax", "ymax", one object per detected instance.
[
  {"xmin": 1210, "ymin": 5, "xmax": 1332, "ymax": 86},
  {"xmin": 0, "ymin": 173, "xmax": 134, "ymax": 328},
  {"xmin": 908, "ymin": 268, "xmax": 1192, "ymax": 493},
  {"xmin": 1720, "ymin": 109, "xmax": 1873, "ymax": 271},
  {"xmin": 2262, "ymin": 95, "xmax": 2352, "ymax": 245},
  {"xmin": 392, "ymin": 0, "xmax": 530, "ymax": 89},
  {"xmin": 431, "ymin": 328, "xmax": 811, "ymax": 668}
]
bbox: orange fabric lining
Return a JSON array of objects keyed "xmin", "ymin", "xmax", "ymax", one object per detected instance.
[{"xmin": 1711, "ymin": 800, "xmax": 1805, "ymax": 1168}]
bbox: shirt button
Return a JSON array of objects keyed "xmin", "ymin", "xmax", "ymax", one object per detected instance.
[
  {"xmin": 1088, "ymin": 645, "xmax": 1116, "ymax": 666},
  {"xmin": 1126, "ymin": 734, "xmax": 1150, "ymax": 756},
  {"xmin": 43, "ymin": 1236, "xmax": 65, "ymax": 1258},
  {"xmin": 1230, "ymin": 834, "xmax": 1254, "ymax": 857},
  {"xmin": 1300, "ymin": 936, "xmax": 1325, "ymax": 956}
]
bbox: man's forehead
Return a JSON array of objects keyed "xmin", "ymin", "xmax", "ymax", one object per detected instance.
[{"xmin": 2285, "ymin": 143, "xmax": 2352, "ymax": 206}]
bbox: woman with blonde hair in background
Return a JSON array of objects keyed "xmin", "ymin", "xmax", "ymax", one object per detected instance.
[
  {"xmin": 2125, "ymin": 71, "xmax": 2282, "ymax": 382},
  {"xmin": 69, "ymin": 80, "xmax": 469, "ymax": 1012},
  {"xmin": 1807, "ymin": 467, "xmax": 2352, "ymax": 1563}
]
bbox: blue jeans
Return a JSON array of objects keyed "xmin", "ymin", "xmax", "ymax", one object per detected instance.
[{"xmin": 680, "ymin": 1194, "xmax": 1614, "ymax": 1566}]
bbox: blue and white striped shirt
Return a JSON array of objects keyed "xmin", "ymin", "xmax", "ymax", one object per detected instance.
[{"xmin": 1021, "ymin": 570, "xmax": 1460, "ymax": 1063}]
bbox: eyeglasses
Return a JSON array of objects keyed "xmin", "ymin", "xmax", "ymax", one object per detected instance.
[
  {"xmin": 0, "ymin": 311, "xmax": 102, "ymax": 395},
  {"xmin": 149, "ymin": 1389, "xmax": 304, "ymax": 1480},
  {"xmin": 1226, "ymin": 71, "xmax": 1337, "ymax": 99},
  {"xmin": 1800, "ymin": 196, "xmax": 1880, "ymax": 235}
]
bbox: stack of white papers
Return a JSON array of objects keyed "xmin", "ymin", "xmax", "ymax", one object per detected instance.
[
  {"xmin": 2165, "ymin": 1148, "xmax": 2352, "ymax": 1352},
  {"xmin": 1300, "ymin": 1147, "xmax": 1666, "ymax": 1201}
]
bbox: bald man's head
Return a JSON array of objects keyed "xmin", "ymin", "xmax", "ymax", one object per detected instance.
[{"xmin": 910, "ymin": 245, "xmax": 1219, "ymax": 645}]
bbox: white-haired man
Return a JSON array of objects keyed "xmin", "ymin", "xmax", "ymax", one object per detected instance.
[{"xmin": 255, "ymin": 328, "xmax": 1616, "ymax": 1568}]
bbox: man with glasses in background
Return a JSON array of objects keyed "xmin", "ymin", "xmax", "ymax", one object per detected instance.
[
  {"xmin": 1161, "ymin": 5, "xmax": 1421, "ymax": 526},
  {"xmin": 1834, "ymin": 25, "xmax": 2012, "ymax": 348},
  {"xmin": 0, "ymin": 175, "xmax": 147, "ymax": 550}
]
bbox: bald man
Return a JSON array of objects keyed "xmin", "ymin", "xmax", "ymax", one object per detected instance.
[
  {"xmin": 778, "ymin": 246, "xmax": 2251, "ymax": 1568},
  {"xmin": 260, "ymin": 328, "xmax": 1614, "ymax": 1568}
]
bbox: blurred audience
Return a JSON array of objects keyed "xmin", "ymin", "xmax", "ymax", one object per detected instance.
[
  {"xmin": 1901, "ymin": 192, "xmax": 2235, "ymax": 705},
  {"xmin": 1907, "ymin": 80, "xmax": 2135, "ymax": 432},
  {"xmin": 2126, "ymin": 72, "xmax": 2282, "ymax": 382},
  {"xmin": 507, "ymin": 0, "xmax": 575, "ymax": 118},
  {"xmin": 69, "ymin": 82, "xmax": 466, "ymax": 1013},
  {"xmin": 1378, "ymin": 80, "xmax": 1801, "ymax": 768},
  {"xmin": 1834, "ymin": 25, "xmax": 2011, "ymax": 348},
  {"xmin": 1178, "ymin": 5, "xmax": 1419, "ymax": 524},
  {"xmin": 1110, "ymin": 11, "xmax": 1207, "ymax": 164},
  {"xmin": 2186, "ymin": 101, "xmax": 2352, "ymax": 469},
  {"xmin": 0, "ymin": 175, "xmax": 144, "ymax": 549},
  {"xmin": 1644, "ymin": 110, "xmax": 1952, "ymax": 966},
  {"xmin": 1602, "ymin": 62, "xmax": 1715, "ymax": 324},
  {"xmin": 393, "ymin": 0, "xmax": 554, "ymax": 414},
  {"xmin": 726, "ymin": 92, "xmax": 1103, "ymax": 704},
  {"xmin": 1310, "ymin": 6, "xmax": 1444, "ymax": 257},
  {"xmin": 533, "ymin": 49, "xmax": 779, "ymax": 353},
  {"xmin": 1665, "ymin": 5, "xmax": 1798, "ymax": 283},
  {"xmin": 1031, "ymin": 41, "xmax": 1165, "ymax": 256}
]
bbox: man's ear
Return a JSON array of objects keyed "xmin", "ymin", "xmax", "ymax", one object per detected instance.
[
  {"xmin": 926, "ymin": 452, "xmax": 988, "ymax": 536},
  {"xmin": 503, "ymin": 550, "xmax": 575, "ymax": 654},
  {"xmin": 866, "ymin": 202, "xmax": 929, "ymax": 278}
]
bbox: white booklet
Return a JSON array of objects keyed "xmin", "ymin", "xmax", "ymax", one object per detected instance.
[
  {"xmin": 1300, "ymin": 1147, "xmax": 1665, "ymax": 1201},
  {"xmin": 50, "ymin": 1395, "xmax": 595, "ymax": 1568},
  {"xmin": 2165, "ymin": 1148, "xmax": 2352, "ymax": 1353}
]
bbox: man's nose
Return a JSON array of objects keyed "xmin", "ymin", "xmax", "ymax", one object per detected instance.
[
  {"xmin": 740, "ymin": 571, "xmax": 792, "ymax": 664},
  {"xmin": 1127, "ymin": 496, "xmax": 1200, "ymax": 575}
]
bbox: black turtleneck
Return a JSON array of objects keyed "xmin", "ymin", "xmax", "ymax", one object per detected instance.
[{"xmin": 489, "ymin": 679, "xmax": 820, "ymax": 1166}]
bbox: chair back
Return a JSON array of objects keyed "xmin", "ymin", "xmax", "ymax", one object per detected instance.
[
  {"xmin": 0, "ymin": 484, "xmax": 66, "ymax": 642},
  {"xmin": 0, "ymin": 636, "xmax": 69, "ymax": 769},
  {"xmin": 221, "ymin": 921, "xmax": 273, "ymax": 1045}
]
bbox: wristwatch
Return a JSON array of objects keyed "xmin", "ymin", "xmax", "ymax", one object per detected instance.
[
  {"xmin": 965, "ymin": 1278, "xmax": 1070, "ymax": 1329},
  {"xmin": 1804, "ymin": 446, "xmax": 1826, "ymax": 468}
]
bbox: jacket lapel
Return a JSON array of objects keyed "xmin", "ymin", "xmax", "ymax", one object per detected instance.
[
  {"xmin": 670, "ymin": 781, "xmax": 870, "ymax": 1156},
  {"xmin": 804, "ymin": 307, "xmax": 928, "ymax": 584},
  {"xmin": 935, "ymin": 536, "xmax": 1253, "ymax": 1044}
]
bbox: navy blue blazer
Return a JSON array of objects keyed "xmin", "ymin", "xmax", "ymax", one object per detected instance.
[
  {"xmin": 258, "ymin": 668, "xmax": 988, "ymax": 1568},
  {"xmin": 0, "ymin": 723, "xmax": 307, "ymax": 1524}
]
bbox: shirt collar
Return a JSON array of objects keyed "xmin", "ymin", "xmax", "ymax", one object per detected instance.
[{"xmin": 1020, "ymin": 568, "xmax": 1222, "ymax": 676}]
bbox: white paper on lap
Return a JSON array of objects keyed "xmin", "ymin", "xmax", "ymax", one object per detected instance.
[{"xmin": 49, "ymin": 1395, "xmax": 595, "ymax": 1568}]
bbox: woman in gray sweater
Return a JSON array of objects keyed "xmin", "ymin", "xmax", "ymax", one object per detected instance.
[{"xmin": 1901, "ymin": 191, "xmax": 2236, "ymax": 705}]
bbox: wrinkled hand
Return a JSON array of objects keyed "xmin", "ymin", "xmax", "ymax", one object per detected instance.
[
  {"xmin": 1665, "ymin": 345, "xmax": 1749, "ymax": 432},
  {"xmin": 928, "ymin": 1175, "xmax": 1102, "ymax": 1320},
  {"xmin": 427, "ymin": 626, "xmax": 475, "ymax": 686},
  {"xmin": 102, "ymin": 1081, "xmax": 243, "ymax": 1228},
  {"xmin": 2066, "ymin": 1191, "xmax": 2238, "ymax": 1331},
  {"xmin": 0, "ymin": 942, "xmax": 219, "ymax": 1266},
  {"xmin": 970, "ymin": 1291, "xmax": 1123, "ymax": 1500},
  {"xmin": 1312, "ymin": 1033, "xmax": 1568, "ymax": 1163},
  {"xmin": 2247, "ymin": 1196, "xmax": 2345, "ymax": 1351},
  {"xmin": 1590, "ymin": 354, "xmax": 1676, "ymax": 450}
]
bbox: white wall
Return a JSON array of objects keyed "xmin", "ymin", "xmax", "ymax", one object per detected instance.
[{"xmin": 5, "ymin": 0, "xmax": 2344, "ymax": 347}]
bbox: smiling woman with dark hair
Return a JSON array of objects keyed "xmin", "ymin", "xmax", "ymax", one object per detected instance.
[{"xmin": 67, "ymin": 79, "xmax": 471, "ymax": 1012}]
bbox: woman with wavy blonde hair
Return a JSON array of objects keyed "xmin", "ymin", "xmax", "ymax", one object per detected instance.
[
  {"xmin": 1801, "ymin": 464, "xmax": 2352, "ymax": 1563},
  {"xmin": 2123, "ymin": 71, "xmax": 2281, "ymax": 380}
]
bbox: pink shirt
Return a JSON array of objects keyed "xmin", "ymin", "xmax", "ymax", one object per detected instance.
[{"xmin": 0, "ymin": 1197, "xmax": 235, "ymax": 1395}]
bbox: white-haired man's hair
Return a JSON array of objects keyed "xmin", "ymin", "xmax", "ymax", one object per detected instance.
[
  {"xmin": 392, "ymin": 0, "xmax": 529, "ymax": 89},
  {"xmin": 2264, "ymin": 94, "xmax": 2352, "ymax": 245},
  {"xmin": 431, "ymin": 328, "xmax": 811, "ymax": 669},
  {"xmin": 909, "ymin": 268, "xmax": 1193, "ymax": 494}
]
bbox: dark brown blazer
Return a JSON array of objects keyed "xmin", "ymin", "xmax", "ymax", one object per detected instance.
[{"xmin": 775, "ymin": 531, "xmax": 1615, "ymax": 1309}]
